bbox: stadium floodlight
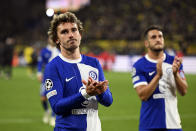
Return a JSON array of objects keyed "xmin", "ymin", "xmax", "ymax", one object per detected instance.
[{"xmin": 46, "ymin": 8, "xmax": 54, "ymax": 17}]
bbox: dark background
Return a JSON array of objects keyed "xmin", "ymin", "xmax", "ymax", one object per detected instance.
[{"xmin": 0, "ymin": 0, "xmax": 196, "ymax": 50}]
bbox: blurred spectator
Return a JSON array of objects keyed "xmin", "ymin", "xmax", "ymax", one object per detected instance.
[
  {"xmin": 1, "ymin": 0, "xmax": 196, "ymax": 55},
  {"xmin": 176, "ymin": 50, "xmax": 184, "ymax": 58},
  {"xmin": 178, "ymin": 40, "xmax": 188, "ymax": 55},
  {"xmin": 18, "ymin": 50, "xmax": 26, "ymax": 66},
  {"xmin": 98, "ymin": 51, "xmax": 115, "ymax": 71},
  {"xmin": 2, "ymin": 37, "xmax": 15, "ymax": 79},
  {"xmin": 86, "ymin": 51, "xmax": 97, "ymax": 58},
  {"xmin": 166, "ymin": 45, "xmax": 176, "ymax": 56},
  {"xmin": 24, "ymin": 45, "xmax": 37, "ymax": 78},
  {"xmin": 0, "ymin": 41, "xmax": 5, "ymax": 78},
  {"xmin": 86, "ymin": 50, "xmax": 116, "ymax": 71}
]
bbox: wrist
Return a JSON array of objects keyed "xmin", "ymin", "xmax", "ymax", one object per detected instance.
[
  {"xmin": 81, "ymin": 89, "xmax": 91, "ymax": 99},
  {"xmin": 37, "ymin": 72, "xmax": 42, "ymax": 77},
  {"xmin": 155, "ymin": 74, "xmax": 162, "ymax": 80},
  {"xmin": 155, "ymin": 73, "xmax": 162, "ymax": 79},
  {"xmin": 173, "ymin": 71, "xmax": 178, "ymax": 77}
]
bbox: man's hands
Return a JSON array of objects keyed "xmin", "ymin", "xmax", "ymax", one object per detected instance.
[
  {"xmin": 156, "ymin": 56, "xmax": 182, "ymax": 77},
  {"xmin": 37, "ymin": 73, "xmax": 43, "ymax": 82},
  {"xmin": 156, "ymin": 57, "xmax": 164, "ymax": 78},
  {"xmin": 82, "ymin": 77, "xmax": 108, "ymax": 96},
  {"xmin": 172, "ymin": 56, "xmax": 182, "ymax": 76}
]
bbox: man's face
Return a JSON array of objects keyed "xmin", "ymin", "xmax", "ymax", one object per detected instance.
[
  {"xmin": 56, "ymin": 22, "xmax": 81, "ymax": 51},
  {"xmin": 145, "ymin": 29, "xmax": 164, "ymax": 52}
]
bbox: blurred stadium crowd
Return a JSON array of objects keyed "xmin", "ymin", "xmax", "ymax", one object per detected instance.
[
  {"xmin": 0, "ymin": 0, "xmax": 196, "ymax": 76},
  {"xmin": 1, "ymin": 0, "xmax": 196, "ymax": 41},
  {"xmin": 78, "ymin": 0, "xmax": 196, "ymax": 41}
]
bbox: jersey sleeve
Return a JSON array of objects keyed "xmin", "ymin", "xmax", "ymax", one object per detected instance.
[
  {"xmin": 179, "ymin": 63, "xmax": 186, "ymax": 79},
  {"xmin": 44, "ymin": 63, "xmax": 85, "ymax": 115},
  {"xmin": 95, "ymin": 59, "xmax": 113, "ymax": 107},
  {"xmin": 131, "ymin": 64, "xmax": 148, "ymax": 88}
]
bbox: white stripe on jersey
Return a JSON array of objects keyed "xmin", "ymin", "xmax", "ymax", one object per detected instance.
[
  {"xmin": 77, "ymin": 63, "xmax": 99, "ymax": 82},
  {"xmin": 77, "ymin": 63, "xmax": 101, "ymax": 131},
  {"xmin": 165, "ymin": 97, "xmax": 181, "ymax": 128},
  {"xmin": 161, "ymin": 62, "xmax": 181, "ymax": 128},
  {"xmin": 87, "ymin": 110, "xmax": 101, "ymax": 131},
  {"xmin": 133, "ymin": 82, "xmax": 148, "ymax": 88}
]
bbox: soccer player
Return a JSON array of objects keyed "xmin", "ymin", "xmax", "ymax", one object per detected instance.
[
  {"xmin": 43, "ymin": 12, "xmax": 113, "ymax": 131},
  {"xmin": 131, "ymin": 25, "xmax": 188, "ymax": 131},
  {"xmin": 37, "ymin": 35, "xmax": 59, "ymax": 126},
  {"xmin": 2, "ymin": 37, "xmax": 15, "ymax": 79}
]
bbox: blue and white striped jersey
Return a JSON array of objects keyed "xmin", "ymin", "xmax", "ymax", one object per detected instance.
[
  {"xmin": 132, "ymin": 53, "xmax": 184, "ymax": 130},
  {"xmin": 44, "ymin": 54, "xmax": 113, "ymax": 131}
]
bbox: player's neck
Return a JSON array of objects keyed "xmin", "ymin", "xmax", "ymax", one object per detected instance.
[
  {"xmin": 147, "ymin": 50, "xmax": 164, "ymax": 60},
  {"xmin": 61, "ymin": 48, "xmax": 81, "ymax": 60}
]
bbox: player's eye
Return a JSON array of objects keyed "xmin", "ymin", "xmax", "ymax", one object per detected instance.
[
  {"xmin": 72, "ymin": 28, "xmax": 77, "ymax": 32},
  {"xmin": 61, "ymin": 29, "xmax": 68, "ymax": 34},
  {"xmin": 151, "ymin": 35, "xmax": 156, "ymax": 39},
  {"xmin": 158, "ymin": 35, "xmax": 163, "ymax": 38}
]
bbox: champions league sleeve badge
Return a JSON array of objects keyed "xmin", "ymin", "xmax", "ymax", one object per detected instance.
[{"xmin": 45, "ymin": 79, "xmax": 53, "ymax": 91}]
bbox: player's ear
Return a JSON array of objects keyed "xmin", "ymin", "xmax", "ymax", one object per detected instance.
[
  {"xmin": 56, "ymin": 39, "xmax": 61, "ymax": 45},
  {"xmin": 55, "ymin": 39, "xmax": 61, "ymax": 50},
  {"xmin": 56, "ymin": 38, "xmax": 59, "ymax": 44},
  {"xmin": 144, "ymin": 40, "xmax": 149, "ymax": 48}
]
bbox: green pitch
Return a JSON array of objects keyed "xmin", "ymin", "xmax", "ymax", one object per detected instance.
[{"xmin": 0, "ymin": 67, "xmax": 196, "ymax": 131}]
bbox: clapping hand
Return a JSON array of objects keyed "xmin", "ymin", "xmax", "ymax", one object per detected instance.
[
  {"xmin": 172, "ymin": 56, "xmax": 182, "ymax": 76},
  {"xmin": 82, "ymin": 77, "xmax": 108, "ymax": 96},
  {"xmin": 156, "ymin": 57, "xmax": 164, "ymax": 77}
]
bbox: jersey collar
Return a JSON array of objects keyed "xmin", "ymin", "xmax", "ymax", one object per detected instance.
[
  {"xmin": 145, "ymin": 53, "xmax": 166, "ymax": 63},
  {"xmin": 59, "ymin": 53, "xmax": 82, "ymax": 63}
]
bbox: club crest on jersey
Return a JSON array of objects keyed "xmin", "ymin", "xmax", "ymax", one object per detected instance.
[
  {"xmin": 89, "ymin": 71, "xmax": 97, "ymax": 80},
  {"xmin": 166, "ymin": 67, "xmax": 173, "ymax": 75},
  {"xmin": 45, "ymin": 79, "xmax": 53, "ymax": 91}
]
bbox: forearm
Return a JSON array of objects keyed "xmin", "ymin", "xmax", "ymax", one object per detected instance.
[
  {"xmin": 97, "ymin": 88, "xmax": 113, "ymax": 107},
  {"xmin": 137, "ymin": 75, "xmax": 161, "ymax": 101},
  {"xmin": 52, "ymin": 93, "xmax": 85, "ymax": 115},
  {"xmin": 174, "ymin": 73, "xmax": 188, "ymax": 96}
]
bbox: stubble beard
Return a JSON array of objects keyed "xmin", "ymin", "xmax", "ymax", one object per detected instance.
[
  {"xmin": 149, "ymin": 43, "xmax": 164, "ymax": 52},
  {"xmin": 67, "ymin": 45, "xmax": 78, "ymax": 52},
  {"xmin": 150, "ymin": 47, "xmax": 164, "ymax": 52},
  {"xmin": 61, "ymin": 40, "xmax": 79, "ymax": 53}
]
